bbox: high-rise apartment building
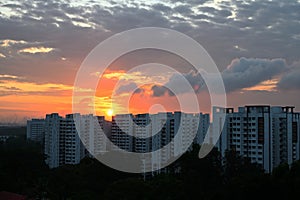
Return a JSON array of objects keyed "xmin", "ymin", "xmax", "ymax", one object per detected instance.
[
  {"xmin": 44, "ymin": 113, "xmax": 62, "ymax": 168},
  {"xmin": 195, "ymin": 113, "xmax": 210, "ymax": 145},
  {"xmin": 111, "ymin": 112, "xmax": 210, "ymax": 175},
  {"xmin": 78, "ymin": 114, "xmax": 109, "ymax": 156},
  {"xmin": 212, "ymin": 105, "xmax": 300, "ymax": 172},
  {"xmin": 44, "ymin": 113, "xmax": 109, "ymax": 168},
  {"xmin": 60, "ymin": 114, "xmax": 85, "ymax": 166},
  {"xmin": 31, "ymin": 105, "xmax": 300, "ymax": 172},
  {"xmin": 111, "ymin": 114, "xmax": 134, "ymax": 152}
]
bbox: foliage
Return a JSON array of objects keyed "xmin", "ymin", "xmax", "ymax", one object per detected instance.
[{"xmin": 1, "ymin": 138, "xmax": 300, "ymax": 199}]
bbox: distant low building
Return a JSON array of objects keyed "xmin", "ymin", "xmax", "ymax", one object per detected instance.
[{"xmin": 26, "ymin": 119, "xmax": 45, "ymax": 143}]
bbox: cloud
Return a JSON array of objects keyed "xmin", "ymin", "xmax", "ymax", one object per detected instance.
[
  {"xmin": 152, "ymin": 3, "xmax": 172, "ymax": 13},
  {"xmin": 134, "ymin": 88, "xmax": 144, "ymax": 94},
  {"xmin": 115, "ymin": 82, "xmax": 138, "ymax": 95},
  {"xmin": 151, "ymin": 71, "xmax": 204, "ymax": 97},
  {"xmin": 151, "ymin": 85, "xmax": 174, "ymax": 97},
  {"xmin": 0, "ymin": 39, "xmax": 27, "ymax": 47},
  {"xmin": 277, "ymin": 62, "xmax": 300, "ymax": 90},
  {"xmin": 222, "ymin": 57, "xmax": 287, "ymax": 93},
  {"xmin": 0, "ymin": 74, "xmax": 24, "ymax": 80},
  {"xmin": 1, "ymin": 0, "xmax": 300, "ymax": 119},
  {"xmin": 243, "ymin": 79, "xmax": 279, "ymax": 92},
  {"xmin": 149, "ymin": 57, "xmax": 293, "ymax": 95},
  {"xmin": 174, "ymin": 5, "xmax": 192, "ymax": 14},
  {"xmin": 0, "ymin": 0, "xmax": 299, "ymax": 85},
  {"xmin": 0, "ymin": 86, "xmax": 20, "ymax": 91},
  {"xmin": 19, "ymin": 46, "xmax": 54, "ymax": 54},
  {"xmin": 0, "ymin": 77, "xmax": 73, "ymax": 97}
]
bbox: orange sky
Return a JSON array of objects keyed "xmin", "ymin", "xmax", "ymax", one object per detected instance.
[
  {"xmin": 0, "ymin": 69, "xmax": 188, "ymax": 122},
  {"xmin": 0, "ymin": 67, "xmax": 292, "ymax": 124},
  {"xmin": 95, "ymin": 70, "xmax": 183, "ymax": 119},
  {"xmin": 0, "ymin": 67, "xmax": 213, "ymax": 123},
  {"xmin": 2, "ymin": 61, "xmax": 300, "ymax": 125}
]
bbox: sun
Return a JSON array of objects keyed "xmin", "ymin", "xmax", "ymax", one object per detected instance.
[{"xmin": 106, "ymin": 109, "xmax": 114, "ymax": 117}]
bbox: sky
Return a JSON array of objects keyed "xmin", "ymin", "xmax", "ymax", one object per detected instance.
[{"xmin": 0, "ymin": 0, "xmax": 300, "ymax": 123}]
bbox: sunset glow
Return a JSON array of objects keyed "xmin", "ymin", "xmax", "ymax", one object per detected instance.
[
  {"xmin": 106, "ymin": 109, "xmax": 114, "ymax": 117},
  {"xmin": 243, "ymin": 79, "xmax": 279, "ymax": 92}
]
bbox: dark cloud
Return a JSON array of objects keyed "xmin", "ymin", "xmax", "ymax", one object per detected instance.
[
  {"xmin": 115, "ymin": 82, "xmax": 138, "ymax": 95},
  {"xmin": 189, "ymin": 14, "xmax": 211, "ymax": 20},
  {"xmin": 174, "ymin": 5, "xmax": 192, "ymax": 14},
  {"xmin": 152, "ymin": 3, "xmax": 172, "ymax": 13},
  {"xmin": 277, "ymin": 62, "xmax": 300, "ymax": 90},
  {"xmin": 150, "ymin": 57, "xmax": 293, "ymax": 96},
  {"xmin": 0, "ymin": 0, "xmax": 299, "ymax": 90},
  {"xmin": 2, "ymin": 4, "xmax": 23, "ymax": 9},
  {"xmin": 218, "ymin": 9, "xmax": 232, "ymax": 17},
  {"xmin": 222, "ymin": 57, "xmax": 287, "ymax": 92},
  {"xmin": 151, "ymin": 85, "xmax": 174, "ymax": 97},
  {"xmin": 151, "ymin": 71, "xmax": 204, "ymax": 97},
  {"xmin": 198, "ymin": 6, "xmax": 218, "ymax": 14},
  {"xmin": 169, "ymin": 0, "xmax": 209, "ymax": 4},
  {"xmin": 133, "ymin": 88, "xmax": 144, "ymax": 94}
]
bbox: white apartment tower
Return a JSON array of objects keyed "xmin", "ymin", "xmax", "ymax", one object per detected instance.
[
  {"xmin": 44, "ymin": 113, "xmax": 83, "ymax": 168},
  {"xmin": 60, "ymin": 114, "xmax": 85, "ymax": 166},
  {"xmin": 111, "ymin": 112, "xmax": 210, "ymax": 175},
  {"xmin": 196, "ymin": 113, "xmax": 210, "ymax": 144},
  {"xmin": 213, "ymin": 105, "xmax": 300, "ymax": 173},
  {"xmin": 44, "ymin": 113, "xmax": 62, "ymax": 168},
  {"xmin": 111, "ymin": 114, "xmax": 134, "ymax": 152},
  {"xmin": 78, "ymin": 115, "xmax": 108, "ymax": 156},
  {"xmin": 44, "ymin": 113, "xmax": 109, "ymax": 168}
]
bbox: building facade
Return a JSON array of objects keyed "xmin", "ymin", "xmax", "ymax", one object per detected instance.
[
  {"xmin": 30, "ymin": 106, "xmax": 300, "ymax": 172},
  {"xmin": 26, "ymin": 119, "xmax": 45, "ymax": 143},
  {"xmin": 212, "ymin": 105, "xmax": 300, "ymax": 172},
  {"xmin": 111, "ymin": 112, "xmax": 210, "ymax": 175},
  {"xmin": 44, "ymin": 113, "xmax": 109, "ymax": 168},
  {"xmin": 44, "ymin": 113, "xmax": 62, "ymax": 168}
]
